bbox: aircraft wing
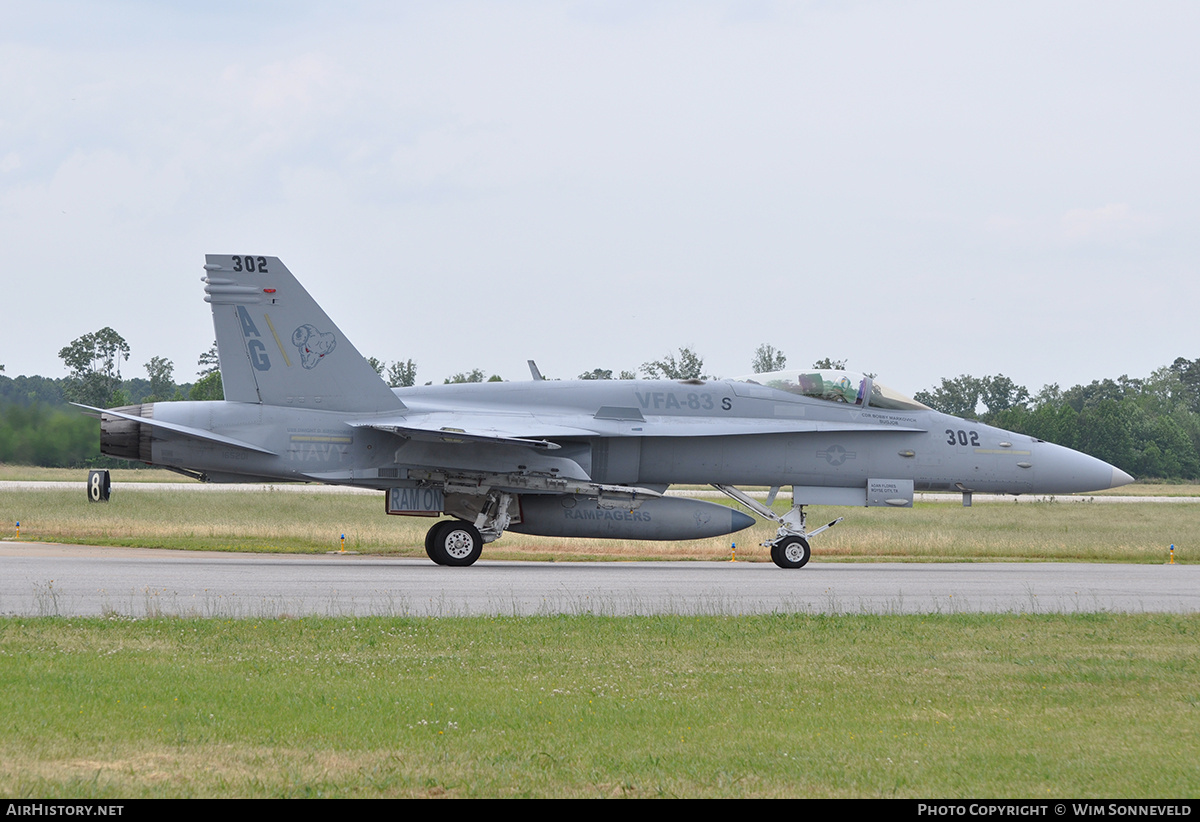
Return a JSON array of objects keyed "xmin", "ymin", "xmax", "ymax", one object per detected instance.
[
  {"xmin": 617, "ymin": 417, "xmax": 928, "ymax": 436},
  {"xmin": 348, "ymin": 415, "xmax": 593, "ymax": 450},
  {"xmin": 352, "ymin": 411, "xmax": 925, "ymax": 449}
]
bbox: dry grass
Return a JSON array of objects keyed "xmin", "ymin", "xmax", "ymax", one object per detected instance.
[
  {"xmin": 2, "ymin": 483, "xmax": 1196, "ymax": 564},
  {"xmin": 1091, "ymin": 481, "xmax": 1200, "ymax": 496},
  {"xmin": 0, "ymin": 464, "xmax": 197, "ymax": 482}
]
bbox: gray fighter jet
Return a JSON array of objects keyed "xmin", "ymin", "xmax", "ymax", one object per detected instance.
[{"xmin": 80, "ymin": 255, "xmax": 1134, "ymax": 568}]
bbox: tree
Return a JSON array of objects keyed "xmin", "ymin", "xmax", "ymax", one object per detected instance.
[
  {"xmin": 811, "ymin": 357, "xmax": 848, "ymax": 370},
  {"xmin": 445, "ymin": 369, "xmax": 491, "ymax": 384},
  {"xmin": 1032, "ymin": 382, "xmax": 1064, "ymax": 409},
  {"xmin": 188, "ymin": 342, "xmax": 224, "ymax": 400},
  {"xmin": 999, "ymin": 402, "xmax": 1080, "ymax": 451},
  {"xmin": 641, "ymin": 347, "xmax": 706, "ymax": 380},
  {"xmin": 1132, "ymin": 410, "xmax": 1199, "ymax": 479},
  {"xmin": 1076, "ymin": 399, "xmax": 1135, "ymax": 473},
  {"xmin": 0, "ymin": 404, "xmax": 100, "ymax": 467},
  {"xmin": 0, "ymin": 374, "xmax": 66, "ymax": 406},
  {"xmin": 914, "ymin": 375, "xmax": 985, "ymax": 419},
  {"xmin": 59, "ymin": 327, "xmax": 129, "ymax": 380},
  {"xmin": 144, "ymin": 356, "xmax": 176, "ymax": 402},
  {"xmin": 579, "ymin": 368, "xmax": 613, "ymax": 380},
  {"xmin": 198, "ymin": 342, "xmax": 220, "ymax": 377},
  {"xmin": 58, "ymin": 327, "xmax": 131, "ymax": 407},
  {"xmin": 1169, "ymin": 357, "xmax": 1200, "ymax": 414},
  {"xmin": 367, "ymin": 357, "xmax": 418, "ymax": 387},
  {"xmin": 190, "ymin": 371, "xmax": 223, "ymax": 400},
  {"xmin": 386, "ymin": 359, "xmax": 417, "ymax": 388},
  {"xmin": 751, "ymin": 344, "xmax": 786, "ymax": 373},
  {"xmin": 980, "ymin": 374, "xmax": 1029, "ymax": 414},
  {"xmin": 1062, "ymin": 378, "xmax": 1126, "ymax": 413}
]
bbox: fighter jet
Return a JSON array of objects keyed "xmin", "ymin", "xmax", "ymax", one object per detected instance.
[{"xmin": 80, "ymin": 255, "xmax": 1134, "ymax": 568}]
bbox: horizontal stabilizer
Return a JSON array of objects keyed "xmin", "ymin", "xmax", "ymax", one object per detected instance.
[{"xmin": 72, "ymin": 403, "xmax": 278, "ymax": 455}]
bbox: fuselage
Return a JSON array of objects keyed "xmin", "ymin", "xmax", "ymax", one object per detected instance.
[{"xmin": 100, "ymin": 377, "xmax": 1131, "ymax": 498}]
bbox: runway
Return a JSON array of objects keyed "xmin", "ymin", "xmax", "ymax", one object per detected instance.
[{"xmin": 2, "ymin": 542, "xmax": 1196, "ymax": 617}]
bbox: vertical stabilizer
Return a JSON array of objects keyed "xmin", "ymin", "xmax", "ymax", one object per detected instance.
[{"xmin": 202, "ymin": 254, "xmax": 403, "ymax": 413}]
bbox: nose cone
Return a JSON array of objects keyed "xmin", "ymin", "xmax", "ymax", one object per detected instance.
[
  {"xmin": 1037, "ymin": 442, "xmax": 1135, "ymax": 494},
  {"xmin": 731, "ymin": 509, "xmax": 757, "ymax": 533}
]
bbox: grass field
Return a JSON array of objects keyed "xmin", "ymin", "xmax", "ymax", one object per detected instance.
[
  {"xmin": 2, "ymin": 467, "xmax": 1197, "ymax": 797},
  {"xmin": 1, "ymin": 613, "xmax": 1196, "ymax": 798}
]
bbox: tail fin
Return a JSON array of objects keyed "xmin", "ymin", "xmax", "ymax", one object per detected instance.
[{"xmin": 202, "ymin": 254, "xmax": 403, "ymax": 413}]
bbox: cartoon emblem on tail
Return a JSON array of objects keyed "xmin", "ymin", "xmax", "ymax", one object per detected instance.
[{"xmin": 292, "ymin": 324, "xmax": 337, "ymax": 369}]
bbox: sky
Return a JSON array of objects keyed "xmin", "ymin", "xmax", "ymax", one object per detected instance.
[{"xmin": 2, "ymin": 1, "xmax": 1197, "ymax": 395}]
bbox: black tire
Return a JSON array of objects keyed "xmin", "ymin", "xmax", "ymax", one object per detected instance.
[
  {"xmin": 428, "ymin": 520, "xmax": 483, "ymax": 567},
  {"xmin": 425, "ymin": 521, "xmax": 447, "ymax": 564},
  {"xmin": 771, "ymin": 535, "xmax": 811, "ymax": 569}
]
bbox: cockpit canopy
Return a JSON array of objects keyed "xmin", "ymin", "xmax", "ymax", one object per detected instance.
[{"xmin": 734, "ymin": 369, "xmax": 929, "ymax": 411}]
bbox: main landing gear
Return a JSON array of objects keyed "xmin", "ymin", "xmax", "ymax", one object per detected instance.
[
  {"xmin": 712, "ymin": 484, "xmax": 843, "ymax": 569},
  {"xmin": 423, "ymin": 491, "xmax": 516, "ymax": 567}
]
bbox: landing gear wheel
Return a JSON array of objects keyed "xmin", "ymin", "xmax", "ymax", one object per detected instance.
[
  {"xmin": 428, "ymin": 520, "xmax": 483, "ymax": 567},
  {"xmin": 771, "ymin": 535, "xmax": 811, "ymax": 569}
]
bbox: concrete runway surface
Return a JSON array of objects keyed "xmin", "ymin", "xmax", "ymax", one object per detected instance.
[{"xmin": 2, "ymin": 542, "xmax": 1196, "ymax": 617}]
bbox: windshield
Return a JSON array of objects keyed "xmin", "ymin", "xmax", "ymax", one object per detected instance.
[{"xmin": 734, "ymin": 369, "xmax": 929, "ymax": 411}]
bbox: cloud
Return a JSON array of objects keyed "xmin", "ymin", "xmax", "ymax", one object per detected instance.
[
  {"xmin": 1059, "ymin": 203, "xmax": 1156, "ymax": 244},
  {"xmin": 984, "ymin": 203, "xmax": 1158, "ymax": 248}
]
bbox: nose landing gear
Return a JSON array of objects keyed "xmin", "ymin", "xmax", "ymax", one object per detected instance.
[
  {"xmin": 771, "ymin": 535, "xmax": 812, "ymax": 569},
  {"xmin": 712, "ymin": 484, "xmax": 843, "ymax": 569}
]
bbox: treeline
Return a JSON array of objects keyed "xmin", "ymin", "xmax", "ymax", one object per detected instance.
[
  {"xmin": 7, "ymin": 340, "xmax": 1200, "ymax": 479},
  {"xmin": 914, "ymin": 359, "xmax": 1200, "ymax": 480},
  {"xmin": 0, "ymin": 373, "xmax": 198, "ymax": 408},
  {"xmin": 0, "ymin": 373, "xmax": 204, "ymax": 468},
  {"xmin": 0, "ymin": 402, "xmax": 102, "ymax": 467}
]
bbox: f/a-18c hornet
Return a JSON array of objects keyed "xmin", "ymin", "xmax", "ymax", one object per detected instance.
[{"xmin": 78, "ymin": 255, "xmax": 1134, "ymax": 568}]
